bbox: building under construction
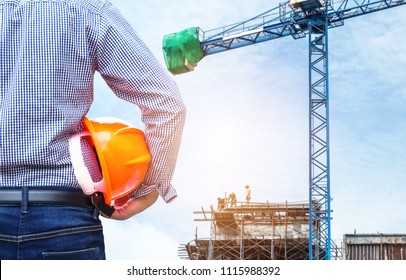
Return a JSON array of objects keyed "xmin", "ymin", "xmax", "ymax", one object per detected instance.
[
  {"xmin": 178, "ymin": 197, "xmax": 406, "ymax": 260},
  {"xmin": 179, "ymin": 199, "xmax": 338, "ymax": 260}
]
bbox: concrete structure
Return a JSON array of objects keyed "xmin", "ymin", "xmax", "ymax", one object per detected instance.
[{"xmin": 343, "ymin": 234, "xmax": 406, "ymax": 260}]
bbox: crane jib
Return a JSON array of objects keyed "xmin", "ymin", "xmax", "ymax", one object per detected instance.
[{"xmin": 162, "ymin": 0, "xmax": 405, "ymax": 75}]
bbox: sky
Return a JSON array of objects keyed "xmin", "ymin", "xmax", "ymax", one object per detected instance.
[{"xmin": 88, "ymin": 0, "xmax": 406, "ymax": 259}]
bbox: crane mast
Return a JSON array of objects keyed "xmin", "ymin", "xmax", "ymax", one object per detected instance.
[{"xmin": 163, "ymin": 0, "xmax": 406, "ymax": 260}]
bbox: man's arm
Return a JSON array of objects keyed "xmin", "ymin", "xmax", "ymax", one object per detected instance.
[
  {"xmin": 96, "ymin": 3, "xmax": 186, "ymax": 210},
  {"xmin": 107, "ymin": 189, "xmax": 159, "ymax": 220}
]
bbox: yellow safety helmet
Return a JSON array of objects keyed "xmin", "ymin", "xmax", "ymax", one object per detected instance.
[{"xmin": 69, "ymin": 117, "xmax": 151, "ymax": 207}]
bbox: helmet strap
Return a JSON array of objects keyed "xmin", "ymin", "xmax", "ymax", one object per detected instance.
[{"xmin": 91, "ymin": 192, "xmax": 115, "ymax": 217}]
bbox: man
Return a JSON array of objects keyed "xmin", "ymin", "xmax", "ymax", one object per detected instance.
[
  {"xmin": 217, "ymin": 197, "xmax": 226, "ymax": 210},
  {"xmin": 245, "ymin": 185, "xmax": 251, "ymax": 204},
  {"xmin": 0, "ymin": 0, "xmax": 186, "ymax": 259},
  {"xmin": 228, "ymin": 192, "xmax": 237, "ymax": 207}
]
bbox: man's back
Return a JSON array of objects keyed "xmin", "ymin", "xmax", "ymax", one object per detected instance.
[{"xmin": 0, "ymin": 0, "xmax": 103, "ymax": 187}]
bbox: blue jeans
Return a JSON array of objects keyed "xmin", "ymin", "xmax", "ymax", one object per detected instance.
[{"xmin": 0, "ymin": 189, "xmax": 106, "ymax": 260}]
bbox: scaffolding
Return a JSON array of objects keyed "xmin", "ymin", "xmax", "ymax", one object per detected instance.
[{"xmin": 180, "ymin": 200, "xmax": 321, "ymax": 260}]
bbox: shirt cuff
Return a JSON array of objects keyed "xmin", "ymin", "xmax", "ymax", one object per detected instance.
[{"xmin": 130, "ymin": 182, "xmax": 177, "ymax": 203}]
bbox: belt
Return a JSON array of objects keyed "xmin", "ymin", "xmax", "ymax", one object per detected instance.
[{"xmin": 0, "ymin": 189, "xmax": 94, "ymax": 209}]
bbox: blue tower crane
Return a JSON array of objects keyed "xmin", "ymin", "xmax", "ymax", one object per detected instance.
[{"xmin": 162, "ymin": 0, "xmax": 406, "ymax": 260}]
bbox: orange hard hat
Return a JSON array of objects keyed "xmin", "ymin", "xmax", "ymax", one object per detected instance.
[{"xmin": 69, "ymin": 117, "xmax": 151, "ymax": 206}]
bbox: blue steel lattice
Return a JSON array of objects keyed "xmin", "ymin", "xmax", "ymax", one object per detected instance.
[{"xmin": 308, "ymin": 18, "xmax": 331, "ymax": 260}]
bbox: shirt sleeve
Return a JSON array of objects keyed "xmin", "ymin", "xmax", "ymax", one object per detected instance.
[{"xmin": 95, "ymin": 3, "xmax": 186, "ymax": 203}]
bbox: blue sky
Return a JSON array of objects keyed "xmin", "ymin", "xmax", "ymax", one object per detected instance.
[{"xmin": 89, "ymin": 0, "xmax": 406, "ymax": 259}]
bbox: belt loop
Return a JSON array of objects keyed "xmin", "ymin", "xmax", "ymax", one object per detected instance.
[{"xmin": 21, "ymin": 186, "xmax": 29, "ymax": 214}]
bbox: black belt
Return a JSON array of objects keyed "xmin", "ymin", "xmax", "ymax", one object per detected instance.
[{"xmin": 0, "ymin": 189, "xmax": 94, "ymax": 209}]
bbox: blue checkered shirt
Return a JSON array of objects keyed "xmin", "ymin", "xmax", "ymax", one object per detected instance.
[{"xmin": 0, "ymin": 0, "xmax": 186, "ymax": 203}]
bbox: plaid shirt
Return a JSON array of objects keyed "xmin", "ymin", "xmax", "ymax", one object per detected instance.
[{"xmin": 0, "ymin": 0, "xmax": 186, "ymax": 203}]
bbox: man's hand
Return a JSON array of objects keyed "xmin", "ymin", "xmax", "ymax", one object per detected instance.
[{"xmin": 105, "ymin": 190, "xmax": 159, "ymax": 220}]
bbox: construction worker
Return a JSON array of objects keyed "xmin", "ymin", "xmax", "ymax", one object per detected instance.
[
  {"xmin": 245, "ymin": 185, "xmax": 251, "ymax": 204},
  {"xmin": 217, "ymin": 197, "xmax": 226, "ymax": 210},
  {"xmin": 0, "ymin": 0, "xmax": 186, "ymax": 260},
  {"xmin": 228, "ymin": 192, "xmax": 237, "ymax": 207}
]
